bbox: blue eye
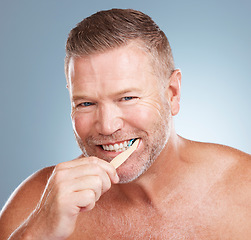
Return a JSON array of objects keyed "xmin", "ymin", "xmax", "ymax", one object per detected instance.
[
  {"xmin": 122, "ymin": 97, "xmax": 134, "ymax": 101},
  {"xmin": 79, "ymin": 102, "xmax": 94, "ymax": 107}
]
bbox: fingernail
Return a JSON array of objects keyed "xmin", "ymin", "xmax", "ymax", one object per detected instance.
[{"xmin": 115, "ymin": 173, "xmax": 120, "ymax": 183}]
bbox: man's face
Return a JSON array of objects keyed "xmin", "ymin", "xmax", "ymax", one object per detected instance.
[{"xmin": 68, "ymin": 44, "xmax": 172, "ymax": 183}]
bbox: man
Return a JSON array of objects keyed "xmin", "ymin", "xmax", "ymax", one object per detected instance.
[{"xmin": 0, "ymin": 8, "xmax": 250, "ymax": 240}]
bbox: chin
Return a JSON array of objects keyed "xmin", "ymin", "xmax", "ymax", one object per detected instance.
[
  {"xmin": 116, "ymin": 155, "xmax": 154, "ymax": 184},
  {"xmin": 117, "ymin": 172, "xmax": 142, "ymax": 184}
]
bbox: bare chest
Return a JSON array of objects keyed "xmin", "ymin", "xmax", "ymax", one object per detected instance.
[
  {"xmin": 67, "ymin": 180, "xmax": 251, "ymax": 240},
  {"xmin": 67, "ymin": 201, "xmax": 240, "ymax": 240}
]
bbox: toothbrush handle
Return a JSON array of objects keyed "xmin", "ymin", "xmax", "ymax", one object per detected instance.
[{"xmin": 110, "ymin": 139, "xmax": 139, "ymax": 169}]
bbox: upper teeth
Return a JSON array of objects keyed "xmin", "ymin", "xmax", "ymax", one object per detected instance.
[{"xmin": 102, "ymin": 140, "xmax": 131, "ymax": 152}]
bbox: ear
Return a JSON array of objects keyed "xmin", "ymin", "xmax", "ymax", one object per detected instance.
[{"xmin": 165, "ymin": 69, "xmax": 182, "ymax": 116}]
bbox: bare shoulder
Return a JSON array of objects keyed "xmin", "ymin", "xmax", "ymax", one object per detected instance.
[
  {"xmin": 185, "ymin": 140, "xmax": 251, "ymax": 237},
  {"xmin": 185, "ymin": 139, "xmax": 251, "ymax": 202},
  {"xmin": 214, "ymin": 144, "xmax": 251, "ymax": 237},
  {"xmin": 0, "ymin": 166, "xmax": 55, "ymax": 239},
  {"xmin": 217, "ymin": 144, "xmax": 251, "ymax": 204},
  {"xmin": 204, "ymin": 141, "xmax": 251, "ymax": 177},
  {"xmin": 194, "ymin": 140, "xmax": 251, "ymax": 184},
  {"xmin": 187, "ymin": 139, "xmax": 251, "ymax": 171}
]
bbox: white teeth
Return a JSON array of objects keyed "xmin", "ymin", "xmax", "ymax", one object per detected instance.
[{"xmin": 102, "ymin": 140, "xmax": 134, "ymax": 152}]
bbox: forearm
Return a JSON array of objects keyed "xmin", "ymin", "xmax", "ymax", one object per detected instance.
[
  {"xmin": 7, "ymin": 211, "xmax": 57, "ymax": 240},
  {"xmin": 8, "ymin": 224, "xmax": 32, "ymax": 240},
  {"xmin": 8, "ymin": 224, "xmax": 58, "ymax": 240}
]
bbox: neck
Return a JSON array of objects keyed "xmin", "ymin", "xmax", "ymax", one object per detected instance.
[{"xmin": 116, "ymin": 131, "xmax": 186, "ymax": 208}]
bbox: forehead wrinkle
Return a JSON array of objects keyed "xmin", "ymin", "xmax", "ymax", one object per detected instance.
[{"xmin": 69, "ymin": 45, "xmax": 159, "ymax": 101}]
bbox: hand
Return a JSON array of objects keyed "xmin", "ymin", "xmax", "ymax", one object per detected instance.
[{"xmin": 27, "ymin": 157, "xmax": 119, "ymax": 239}]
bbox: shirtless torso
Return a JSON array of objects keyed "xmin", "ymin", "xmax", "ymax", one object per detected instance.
[
  {"xmin": 1, "ymin": 139, "xmax": 250, "ymax": 240},
  {"xmin": 1, "ymin": 8, "xmax": 250, "ymax": 240}
]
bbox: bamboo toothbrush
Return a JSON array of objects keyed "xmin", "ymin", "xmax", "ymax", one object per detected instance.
[{"xmin": 110, "ymin": 139, "xmax": 140, "ymax": 169}]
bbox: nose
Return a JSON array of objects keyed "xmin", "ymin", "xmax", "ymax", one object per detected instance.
[{"xmin": 95, "ymin": 104, "xmax": 123, "ymax": 135}]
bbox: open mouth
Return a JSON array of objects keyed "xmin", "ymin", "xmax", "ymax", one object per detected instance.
[{"xmin": 101, "ymin": 138, "xmax": 138, "ymax": 152}]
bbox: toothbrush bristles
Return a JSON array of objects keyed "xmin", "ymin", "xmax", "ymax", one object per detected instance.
[{"xmin": 128, "ymin": 138, "xmax": 137, "ymax": 147}]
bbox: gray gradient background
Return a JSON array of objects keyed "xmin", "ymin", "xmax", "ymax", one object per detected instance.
[{"xmin": 0, "ymin": 0, "xmax": 250, "ymax": 209}]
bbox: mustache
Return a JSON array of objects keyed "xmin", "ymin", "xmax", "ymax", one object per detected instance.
[{"xmin": 85, "ymin": 131, "xmax": 147, "ymax": 145}]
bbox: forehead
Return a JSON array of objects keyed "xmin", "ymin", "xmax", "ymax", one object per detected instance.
[{"xmin": 68, "ymin": 44, "xmax": 158, "ymax": 98}]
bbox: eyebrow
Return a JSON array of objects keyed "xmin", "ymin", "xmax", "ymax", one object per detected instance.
[
  {"xmin": 72, "ymin": 88, "xmax": 142, "ymax": 101},
  {"xmin": 113, "ymin": 88, "xmax": 142, "ymax": 96}
]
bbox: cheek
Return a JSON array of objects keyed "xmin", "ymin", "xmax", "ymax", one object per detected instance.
[
  {"xmin": 72, "ymin": 113, "xmax": 93, "ymax": 138},
  {"xmin": 124, "ymin": 101, "xmax": 162, "ymax": 130}
]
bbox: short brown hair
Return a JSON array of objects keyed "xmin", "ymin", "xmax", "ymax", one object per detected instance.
[{"xmin": 65, "ymin": 8, "xmax": 175, "ymax": 85}]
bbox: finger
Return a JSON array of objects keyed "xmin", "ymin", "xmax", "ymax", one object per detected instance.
[
  {"xmin": 55, "ymin": 156, "xmax": 110, "ymax": 170},
  {"xmin": 78, "ymin": 170, "xmax": 111, "ymax": 192},
  {"xmin": 54, "ymin": 160, "xmax": 119, "ymax": 184},
  {"xmin": 68, "ymin": 167, "xmax": 112, "ymax": 194},
  {"xmin": 75, "ymin": 157, "xmax": 118, "ymax": 183},
  {"xmin": 68, "ymin": 175, "xmax": 103, "ymax": 201},
  {"xmin": 73, "ymin": 189, "xmax": 96, "ymax": 211}
]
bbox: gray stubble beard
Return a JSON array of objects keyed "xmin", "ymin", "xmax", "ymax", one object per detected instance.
[{"xmin": 73, "ymin": 103, "xmax": 172, "ymax": 184}]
